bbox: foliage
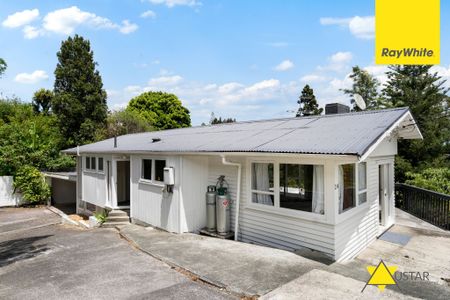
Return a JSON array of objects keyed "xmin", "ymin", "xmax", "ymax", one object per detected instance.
[
  {"xmin": 383, "ymin": 65, "xmax": 450, "ymax": 180},
  {"xmin": 52, "ymin": 34, "xmax": 107, "ymax": 147},
  {"xmin": 94, "ymin": 210, "xmax": 108, "ymax": 223},
  {"xmin": 0, "ymin": 98, "xmax": 75, "ymax": 176},
  {"xmin": 13, "ymin": 165, "xmax": 51, "ymax": 204},
  {"xmin": 406, "ymin": 168, "xmax": 450, "ymax": 195},
  {"xmin": 341, "ymin": 66, "xmax": 387, "ymax": 111},
  {"xmin": 32, "ymin": 88, "xmax": 53, "ymax": 115},
  {"xmin": 95, "ymin": 109, "xmax": 153, "ymax": 140},
  {"xmin": 0, "ymin": 58, "xmax": 6, "ymax": 77},
  {"xmin": 296, "ymin": 85, "xmax": 323, "ymax": 116},
  {"xmin": 127, "ymin": 91, "xmax": 191, "ymax": 129},
  {"xmin": 211, "ymin": 116, "xmax": 236, "ymax": 124}
]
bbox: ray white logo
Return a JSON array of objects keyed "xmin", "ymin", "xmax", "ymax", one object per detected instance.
[{"xmin": 381, "ymin": 48, "xmax": 434, "ymax": 59}]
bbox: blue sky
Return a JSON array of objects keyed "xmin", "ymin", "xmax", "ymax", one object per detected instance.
[{"xmin": 1, "ymin": 0, "xmax": 449, "ymax": 125}]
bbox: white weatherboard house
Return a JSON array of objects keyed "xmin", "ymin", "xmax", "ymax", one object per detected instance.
[{"xmin": 64, "ymin": 107, "xmax": 422, "ymax": 261}]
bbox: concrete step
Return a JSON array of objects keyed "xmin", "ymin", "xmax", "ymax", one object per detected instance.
[
  {"xmin": 101, "ymin": 221, "xmax": 130, "ymax": 228},
  {"xmin": 106, "ymin": 216, "xmax": 130, "ymax": 222},
  {"xmin": 108, "ymin": 210, "xmax": 129, "ymax": 217}
]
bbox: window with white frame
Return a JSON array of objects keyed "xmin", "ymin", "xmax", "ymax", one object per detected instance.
[
  {"xmin": 141, "ymin": 159, "xmax": 152, "ymax": 180},
  {"xmin": 91, "ymin": 157, "xmax": 96, "ymax": 170},
  {"xmin": 141, "ymin": 158, "xmax": 166, "ymax": 183},
  {"xmin": 358, "ymin": 162, "xmax": 367, "ymax": 204},
  {"xmin": 85, "ymin": 156, "xmax": 91, "ymax": 170},
  {"xmin": 98, "ymin": 157, "xmax": 104, "ymax": 172},
  {"xmin": 251, "ymin": 163, "xmax": 274, "ymax": 206},
  {"xmin": 338, "ymin": 162, "xmax": 367, "ymax": 213},
  {"xmin": 251, "ymin": 161, "xmax": 324, "ymax": 214}
]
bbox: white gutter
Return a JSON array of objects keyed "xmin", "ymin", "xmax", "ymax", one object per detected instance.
[{"xmin": 220, "ymin": 154, "xmax": 241, "ymax": 241}]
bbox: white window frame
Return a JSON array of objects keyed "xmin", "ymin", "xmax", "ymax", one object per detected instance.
[
  {"xmin": 139, "ymin": 157, "xmax": 166, "ymax": 186},
  {"xmin": 338, "ymin": 162, "xmax": 368, "ymax": 214},
  {"xmin": 357, "ymin": 162, "xmax": 367, "ymax": 205},
  {"xmin": 248, "ymin": 158, "xmax": 326, "ymax": 220}
]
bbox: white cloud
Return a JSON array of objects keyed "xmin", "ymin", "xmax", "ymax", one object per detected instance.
[
  {"xmin": 148, "ymin": 75, "xmax": 183, "ymax": 86},
  {"xmin": 6, "ymin": 6, "xmax": 138, "ymax": 38},
  {"xmin": 141, "ymin": 10, "xmax": 156, "ymax": 18},
  {"xmin": 318, "ymin": 51, "xmax": 353, "ymax": 72},
  {"xmin": 119, "ymin": 20, "xmax": 138, "ymax": 34},
  {"xmin": 330, "ymin": 51, "xmax": 352, "ymax": 64},
  {"xmin": 218, "ymin": 82, "xmax": 244, "ymax": 94},
  {"xmin": 244, "ymin": 79, "xmax": 279, "ymax": 94},
  {"xmin": 300, "ymin": 74, "xmax": 327, "ymax": 83},
  {"xmin": 274, "ymin": 60, "xmax": 294, "ymax": 71},
  {"xmin": 14, "ymin": 70, "xmax": 48, "ymax": 84},
  {"xmin": 320, "ymin": 16, "xmax": 374, "ymax": 39},
  {"xmin": 146, "ymin": 0, "xmax": 201, "ymax": 8},
  {"xmin": 23, "ymin": 25, "xmax": 42, "ymax": 39},
  {"xmin": 2, "ymin": 9, "xmax": 39, "ymax": 28}
]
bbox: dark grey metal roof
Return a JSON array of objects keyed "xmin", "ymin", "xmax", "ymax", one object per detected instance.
[{"xmin": 63, "ymin": 107, "xmax": 421, "ymax": 157}]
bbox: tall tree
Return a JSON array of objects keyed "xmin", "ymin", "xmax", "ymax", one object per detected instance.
[
  {"xmin": 127, "ymin": 91, "xmax": 191, "ymax": 129},
  {"xmin": 32, "ymin": 89, "xmax": 53, "ymax": 115},
  {"xmin": 296, "ymin": 85, "xmax": 323, "ymax": 116},
  {"xmin": 52, "ymin": 35, "xmax": 107, "ymax": 147},
  {"xmin": 0, "ymin": 58, "xmax": 6, "ymax": 77},
  {"xmin": 382, "ymin": 65, "xmax": 450, "ymax": 181},
  {"xmin": 341, "ymin": 66, "xmax": 385, "ymax": 111}
]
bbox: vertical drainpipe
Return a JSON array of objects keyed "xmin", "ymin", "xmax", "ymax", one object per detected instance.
[{"xmin": 220, "ymin": 154, "xmax": 241, "ymax": 241}]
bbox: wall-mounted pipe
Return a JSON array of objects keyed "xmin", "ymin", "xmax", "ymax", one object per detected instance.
[{"xmin": 220, "ymin": 154, "xmax": 241, "ymax": 241}]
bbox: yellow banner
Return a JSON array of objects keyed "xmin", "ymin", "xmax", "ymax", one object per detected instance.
[{"xmin": 375, "ymin": 0, "xmax": 440, "ymax": 65}]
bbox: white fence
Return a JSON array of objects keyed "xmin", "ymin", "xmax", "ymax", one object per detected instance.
[{"xmin": 0, "ymin": 176, "xmax": 23, "ymax": 207}]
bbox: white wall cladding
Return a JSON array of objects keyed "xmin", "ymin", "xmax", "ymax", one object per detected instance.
[
  {"xmin": 82, "ymin": 171, "xmax": 106, "ymax": 207},
  {"xmin": 130, "ymin": 154, "xmax": 180, "ymax": 233},
  {"xmin": 0, "ymin": 176, "xmax": 22, "ymax": 207},
  {"xmin": 334, "ymin": 157, "xmax": 395, "ymax": 261},
  {"xmin": 179, "ymin": 155, "xmax": 209, "ymax": 232}
]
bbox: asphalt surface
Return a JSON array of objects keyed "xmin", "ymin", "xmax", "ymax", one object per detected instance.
[{"xmin": 0, "ymin": 207, "xmax": 234, "ymax": 300}]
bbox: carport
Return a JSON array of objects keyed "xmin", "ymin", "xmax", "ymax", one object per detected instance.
[{"xmin": 44, "ymin": 172, "xmax": 77, "ymax": 214}]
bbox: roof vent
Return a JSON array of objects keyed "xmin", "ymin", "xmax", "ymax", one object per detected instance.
[
  {"xmin": 152, "ymin": 138, "xmax": 161, "ymax": 143},
  {"xmin": 325, "ymin": 103, "xmax": 350, "ymax": 115}
]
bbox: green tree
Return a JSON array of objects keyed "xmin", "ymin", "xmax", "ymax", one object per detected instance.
[
  {"xmin": 406, "ymin": 168, "xmax": 450, "ymax": 194},
  {"xmin": 383, "ymin": 65, "xmax": 450, "ymax": 181},
  {"xmin": 296, "ymin": 85, "xmax": 323, "ymax": 116},
  {"xmin": 13, "ymin": 165, "xmax": 51, "ymax": 204},
  {"xmin": 127, "ymin": 91, "xmax": 191, "ymax": 129},
  {"xmin": 0, "ymin": 99, "xmax": 74, "ymax": 175},
  {"xmin": 341, "ymin": 66, "xmax": 386, "ymax": 111},
  {"xmin": 0, "ymin": 58, "xmax": 6, "ymax": 77},
  {"xmin": 95, "ymin": 109, "xmax": 153, "ymax": 140},
  {"xmin": 32, "ymin": 88, "xmax": 53, "ymax": 115},
  {"xmin": 211, "ymin": 116, "xmax": 236, "ymax": 124},
  {"xmin": 52, "ymin": 35, "xmax": 107, "ymax": 147}
]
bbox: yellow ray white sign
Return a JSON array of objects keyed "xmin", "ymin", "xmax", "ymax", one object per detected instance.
[{"xmin": 376, "ymin": 0, "xmax": 440, "ymax": 65}]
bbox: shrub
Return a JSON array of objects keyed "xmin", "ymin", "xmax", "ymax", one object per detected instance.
[
  {"xmin": 405, "ymin": 167, "xmax": 450, "ymax": 195},
  {"xmin": 13, "ymin": 165, "xmax": 51, "ymax": 204}
]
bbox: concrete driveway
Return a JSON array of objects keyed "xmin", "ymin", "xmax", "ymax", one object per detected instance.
[{"xmin": 0, "ymin": 208, "xmax": 233, "ymax": 300}]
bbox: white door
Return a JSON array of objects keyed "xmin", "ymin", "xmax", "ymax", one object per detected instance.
[{"xmin": 378, "ymin": 163, "xmax": 392, "ymax": 227}]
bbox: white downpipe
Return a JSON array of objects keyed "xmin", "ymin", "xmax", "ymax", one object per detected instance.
[{"xmin": 220, "ymin": 154, "xmax": 241, "ymax": 241}]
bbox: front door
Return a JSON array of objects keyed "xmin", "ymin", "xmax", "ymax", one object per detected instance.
[{"xmin": 116, "ymin": 160, "xmax": 130, "ymax": 207}]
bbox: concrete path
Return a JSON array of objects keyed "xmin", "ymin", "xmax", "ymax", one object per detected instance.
[
  {"xmin": 119, "ymin": 224, "xmax": 322, "ymax": 297},
  {"xmin": 395, "ymin": 208, "xmax": 446, "ymax": 232},
  {"xmin": 0, "ymin": 208, "xmax": 234, "ymax": 300}
]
